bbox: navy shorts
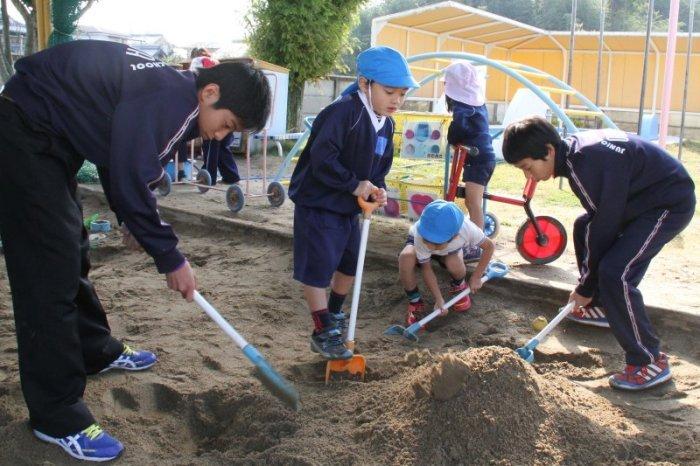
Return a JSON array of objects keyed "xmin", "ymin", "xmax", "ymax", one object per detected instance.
[
  {"xmin": 447, "ymin": 104, "xmax": 496, "ymax": 187},
  {"xmin": 293, "ymin": 204, "xmax": 360, "ymax": 287},
  {"xmin": 463, "ymin": 159, "xmax": 496, "ymax": 186}
]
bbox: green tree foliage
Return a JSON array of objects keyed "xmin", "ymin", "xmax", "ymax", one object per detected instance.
[
  {"xmin": 1, "ymin": 0, "xmax": 98, "ymax": 82},
  {"xmin": 246, "ymin": 0, "xmax": 365, "ymax": 130},
  {"xmin": 49, "ymin": 0, "xmax": 98, "ymax": 46}
]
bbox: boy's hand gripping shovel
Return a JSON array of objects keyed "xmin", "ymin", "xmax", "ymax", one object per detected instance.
[
  {"xmin": 384, "ymin": 261, "xmax": 509, "ymax": 342},
  {"xmin": 325, "ymin": 194, "xmax": 380, "ymax": 384},
  {"xmin": 515, "ymin": 301, "xmax": 575, "ymax": 363},
  {"xmin": 193, "ymin": 291, "xmax": 301, "ymax": 411}
]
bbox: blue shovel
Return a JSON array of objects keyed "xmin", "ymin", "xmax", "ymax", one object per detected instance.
[
  {"xmin": 515, "ymin": 301, "xmax": 576, "ymax": 363},
  {"xmin": 384, "ymin": 261, "xmax": 509, "ymax": 342},
  {"xmin": 193, "ymin": 291, "xmax": 301, "ymax": 411}
]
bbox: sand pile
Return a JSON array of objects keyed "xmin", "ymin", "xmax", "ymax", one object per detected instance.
[{"xmin": 357, "ymin": 346, "xmax": 662, "ymax": 465}]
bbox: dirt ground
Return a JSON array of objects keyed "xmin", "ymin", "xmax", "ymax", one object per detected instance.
[
  {"xmin": 0, "ymin": 195, "xmax": 698, "ymax": 465},
  {"xmin": 144, "ymin": 148, "xmax": 700, "ymax": 319}
]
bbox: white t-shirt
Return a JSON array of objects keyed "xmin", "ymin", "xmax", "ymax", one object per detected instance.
[{"xmin": 409, "ymin": 219, "xmax": 486, "ymax": 263}]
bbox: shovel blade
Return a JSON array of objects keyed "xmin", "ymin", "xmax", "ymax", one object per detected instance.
[
  {"xmin": 515, "ymin": 346, "xmax": 535, "ymax": 363},
  {"xmin": 384, "ymin": 324, "xmax": 406, "ymax": 336},
  {"xmin": 402, "ymin": 322, "xmax": 423, "ymax": 342},
  {"xmin": 325, "ymin": 355, "xmax": 366, "ymax": 384},
  {"xmin": 403, "ymin": 329, "xmax": 420, "ymax": 342}
]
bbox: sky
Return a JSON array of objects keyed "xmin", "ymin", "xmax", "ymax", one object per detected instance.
[{"xmin": 9, "ymin": 0, "xmax": 252, "ymax": 48}]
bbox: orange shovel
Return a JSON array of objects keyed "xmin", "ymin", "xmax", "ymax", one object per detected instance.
[{"xmin": 325, "ymin": 192, "xmax": 380, "ymax": 383}]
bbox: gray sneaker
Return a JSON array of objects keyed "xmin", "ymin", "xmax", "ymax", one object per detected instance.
[
  {"xmin": 310, "ymin": 326, "xmax": 353, "ymax": 360},
  {"xmin": 329, "ymin": 312, "xmax": 348, "ymax": 333}
]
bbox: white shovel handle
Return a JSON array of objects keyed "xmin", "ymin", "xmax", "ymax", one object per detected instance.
[
  {"xmin": 529, "ymin": 301, "xmax": 576, "ymax": 344},
  {"xmin": 416, "ymin": 274, "xmax": 493, "ymax": 328},
  {"xmin": 346, "ymin": 217, "xmax": 371, "ymax": 343},
  {"xmin": 194, "ymin": 291, "xmax": 248, "ymax": 349}
]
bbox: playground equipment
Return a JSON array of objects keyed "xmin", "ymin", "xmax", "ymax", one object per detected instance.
[
  {"xmin": 225, "ymin": 129, "xmax": 287, "ymax": 213},
  {"xmin": 272, "ymin": 51, "xmax": 618, "ymax": 263},
  {"xmin": 447, "ymin": 145, "xmax": 567, "ymax": 265}
]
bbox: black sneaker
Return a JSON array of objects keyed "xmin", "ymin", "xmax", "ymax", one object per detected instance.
[{"xmin": 310, "ymin": 325, "xmax": 353, "ymax": 360}]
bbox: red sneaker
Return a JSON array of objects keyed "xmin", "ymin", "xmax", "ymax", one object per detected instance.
[
  {"xmin": 449, "ymin": 281, "xmax": 472, "ymax": 312},
  {"xmin": 609, "ymin": 353, "xmax": 672, "ymax": 391},
  {"xmin": 406, "ymin": 301, "xmax": 427, "ymax": 326}
]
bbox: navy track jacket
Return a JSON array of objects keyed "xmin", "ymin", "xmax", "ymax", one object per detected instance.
[
  {"xmin": 288, "ymin": 92, "xmax": 394, "ymax": 216},
  {"xmin": 555, "ymin": 129, "xmax": 695, "ymax": 297},
  {"xmin": 4, "ymin": 40, "xmax": 200, "ymax": 273}
]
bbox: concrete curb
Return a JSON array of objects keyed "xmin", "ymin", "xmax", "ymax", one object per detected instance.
[{"xmin": 79, "ymin": 186, "xmax": 700, "ymax": 334}]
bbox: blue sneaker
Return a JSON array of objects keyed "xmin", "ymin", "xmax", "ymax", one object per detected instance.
[
  {"xmin": 34, "ymin": 423, "xmax": 123, "ymax": 462},
  {"xmin": 101, "ymin": 344, "xmax": 157, "ymax": 373},
  {"xmin": 609, "ymin": 353, "xmax": 672, "ymax": 391},
  {"xmin": 565, "ymin": 305, "xmax": 610, "ymax": 328}
]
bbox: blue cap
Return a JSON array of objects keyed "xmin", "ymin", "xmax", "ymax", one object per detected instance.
[
  {"xmin": 416, "ymin": 200, "xmax": 464, "ymax": 244},
  {"xmin": 341, "ymin": 46, "xmax": 419, "ymax": 96}
]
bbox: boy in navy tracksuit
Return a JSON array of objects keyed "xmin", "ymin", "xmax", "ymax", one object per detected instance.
[
  {"xmin": 502, "ymin": 116, "xmax": 695, "ymax": 391},
  {"xmin": 289, "ymin": 47, "xmax": 418, "ymax": 360},
  {"xmin": 0, "ymin": 40, "xmax": 270, "ymax": 461}
]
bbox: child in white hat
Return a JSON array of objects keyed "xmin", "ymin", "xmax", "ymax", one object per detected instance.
[{"xmin": 444, "ymin": 61, "xmax": 496, "ymax": 261}]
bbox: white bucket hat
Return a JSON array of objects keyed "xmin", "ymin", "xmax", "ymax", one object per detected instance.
[{"xmin": 443, "ymin": 61, "xmax": 485, "ymax": 107}]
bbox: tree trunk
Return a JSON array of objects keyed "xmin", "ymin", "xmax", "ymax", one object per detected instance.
[
  {"xmin": 287, "ymin": 76, "xmax": 305, "ymax": 132},
  {"xmin": 9, "ymin": 0, "xmax": 35, "ymax": 55},
  {"xmin": 1, "ymin": 0, "xmax": 13, "ymax": 81}
]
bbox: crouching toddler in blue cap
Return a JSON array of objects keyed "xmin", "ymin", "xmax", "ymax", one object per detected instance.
[
  {"xmin": 398, "ymin": 200, "xmax": 494, "ymax": 326},
  {"xmin": 288, "ymin": 46, "xmax": 418, "ymax": 360}
]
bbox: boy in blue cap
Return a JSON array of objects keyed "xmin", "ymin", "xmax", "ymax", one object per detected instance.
[
  {"xmin": 398, "ymin": 200, "xmax": 494, "ymax": 325},
  {"xmin": 0, "ymin": 41, "xmax": 270, "ymax": 461},
  {"xmin": 289, "ymin": 46, "xmax": 418, "ymax": 360},
  {"xmin": 502, "ymin": 116, "xmax": 695, "ymax": 391}
]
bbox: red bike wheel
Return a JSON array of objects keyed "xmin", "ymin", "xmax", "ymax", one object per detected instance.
[{"xmin": 516, "ymin": 216, "xmax": 567, "ymax": 265}]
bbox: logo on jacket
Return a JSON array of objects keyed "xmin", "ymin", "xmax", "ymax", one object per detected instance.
[
  {"xmin": 601, "ymin": 139, "xmax": 626, "ymax": 154},
  {"xmin": 375, "ymin": 136, "xmax": 388, "ymax": 156}
]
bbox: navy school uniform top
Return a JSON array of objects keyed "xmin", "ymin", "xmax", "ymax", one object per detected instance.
[
  {"xmin": 288, "ymin": 91, "xmax": 394, "ymax": 216},
  {"xmin": 3, "ymin": 40, "xmax": 201, "ymax": 273},
  {"xmin": 446, "ymin": 100, "xmax": 495, "ymax": 163},
  {"xmin": 554, "ymin": 129, "xmax": 695, "ymax": 296}
]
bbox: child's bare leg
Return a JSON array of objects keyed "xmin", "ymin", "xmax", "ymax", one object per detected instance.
[
  {"xmin": 444, "ymin": 251, "xmax": 471, "ymax": 311},
  {"xmin": 330, "ymin": 271, "xmax": 354, "ymax": 295},
  {"xmin": 399, "ymin": 245, "xmax": 419, "ymax": 290},
  {"xmin": 303, "ymin": 285, "xmax": 327, "ymax": 312},
  {"xmin": 444, "ymin": 252, "xmax": 467, "ymax": 281},
  {"xmin": 399, "ymin": 245, "xmax": 424, "ymax": 322},
  {"xmin": 464, "ymin": 181, "xmax": 485, "ymax": 230}
]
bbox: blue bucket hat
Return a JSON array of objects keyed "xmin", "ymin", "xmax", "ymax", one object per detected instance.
[
  {"xmin": 342, "ymin": 46, "xmax": 419, "ymax": 96},
  {"xmin": 416, "ymin": 200, "xmax": 464, "ymax": 244}
]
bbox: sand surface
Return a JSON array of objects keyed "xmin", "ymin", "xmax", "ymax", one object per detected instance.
[{"xmin": 0, "ymin": 195, "xmax": 698, "ymax": 465}]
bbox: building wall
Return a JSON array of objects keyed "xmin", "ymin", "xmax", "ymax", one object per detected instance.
[{"xmin": 376, "ymin": 24, "xmax": 700, "ymax": 114}]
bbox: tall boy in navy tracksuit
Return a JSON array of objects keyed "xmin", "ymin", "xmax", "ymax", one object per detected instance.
[
  {"xmin": 0, "ymin": 40, "xmax": 270, "ymax": 461},
  {"xmin": 289, "ymin": 46, "xmax": 418, "ymax": 360},
  {"xmin": 502, "ymin": 116, "xmax": 695, "ymax": 391}
]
